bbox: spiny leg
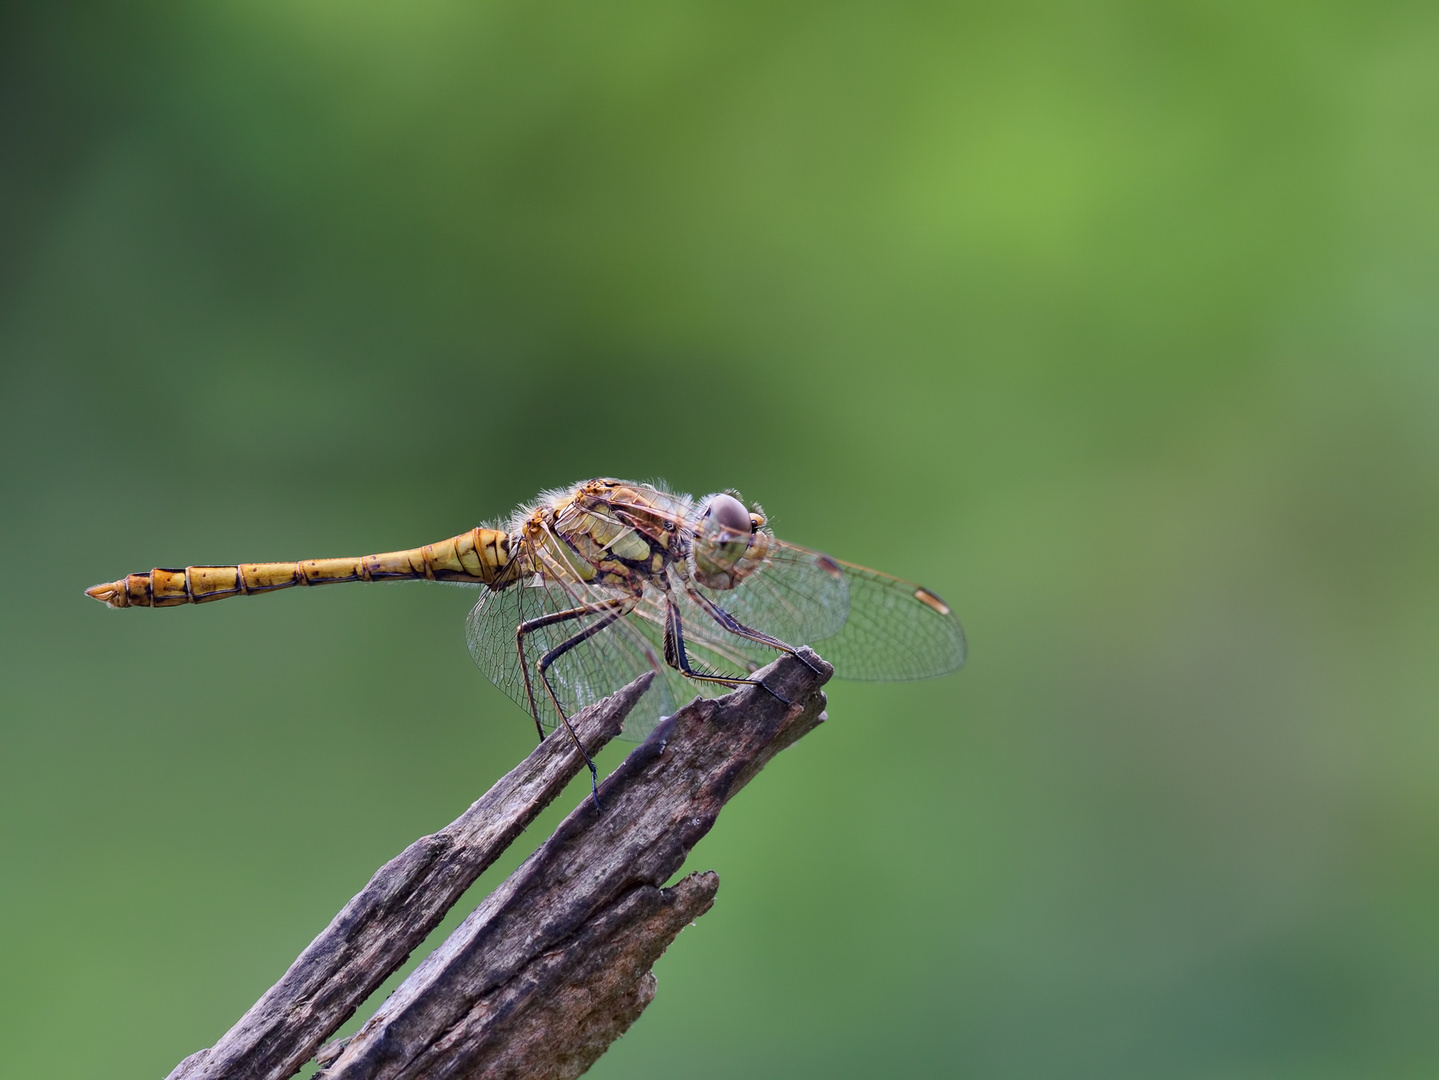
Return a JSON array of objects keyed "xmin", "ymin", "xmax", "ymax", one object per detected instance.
[
  {"xmin": 515, "ymin": 596, "xmax": 631, "ymax": 778},
  {"xmin": 685, "ymin": 585, "xmax": 825, "ymax": 677},
  {"xmin": 534, "ymin": 600, "xmax": 635, "ymax": 808},
  {"xmin": 513, "ymin": 544, "xmax": 603, "ymax": 739},
  {"xmin": 663, "ymin": 598, "xmax": 794, "ymax": 708},
  {"xmin": 515, "ymin": 603, "xmax": 601, "ymax": 742}
]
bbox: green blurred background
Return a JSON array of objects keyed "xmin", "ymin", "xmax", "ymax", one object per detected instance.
[{"xmin": 3, "ymin": 2, "xmax": 1438, "ymax": 1077}]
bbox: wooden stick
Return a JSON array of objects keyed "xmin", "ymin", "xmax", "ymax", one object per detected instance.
[
  {"xmin": 167, "ymin": 647, "xmax": 832, "ymax": 1080},
  {"xmin": 168, "ymin": 672, "xmax": 655, "ymax": 1080},
  {"xmin": 320, "ymin": 649, "xmax": 830, "ymax": 1080}
]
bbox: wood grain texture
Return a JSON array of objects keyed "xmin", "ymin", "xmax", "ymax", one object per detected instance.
[
  {"xmin": 167, "ymin": 672, "xmax": 654, "ymax": 1080},
  {"xmin": 164, "ymin": 646, "xmax": 831, "ymax": 1080},
  {"xmin": 321, "ymin": 648, "xmax": 831, "ymax": 1080}
]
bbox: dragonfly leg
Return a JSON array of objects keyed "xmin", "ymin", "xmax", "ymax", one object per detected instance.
[
  {"xmin": 663, "ymin": 599, "xmax": 794, "ymax": 708},
  {"xmin": 518, "ymin": 596, "xmax": 636, "ymax": 809},
  {"xmin": 684, "ymin": 585, "xmax": 826, "ymax": 677},
  {"xmin": 515, "ymin": 597, "xmax": 627, "ymax": 739}
]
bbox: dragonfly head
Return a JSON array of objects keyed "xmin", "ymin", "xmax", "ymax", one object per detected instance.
[{"xmin": 693, "ymin": 492, "xmax": 768, "ymax": 590}]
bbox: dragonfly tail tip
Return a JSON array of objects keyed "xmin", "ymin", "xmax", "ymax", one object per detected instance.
[{"xmin": 85, "ymin": 581, "xmax": 124, "ymax": 607}]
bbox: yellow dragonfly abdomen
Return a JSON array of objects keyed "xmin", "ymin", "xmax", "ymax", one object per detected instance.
[{"xmin": 85, "ymin": 527, "xmax": 514, "ymax": 608}]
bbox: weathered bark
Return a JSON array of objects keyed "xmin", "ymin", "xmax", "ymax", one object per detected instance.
[
  {"xmin": 165, "ymin": 648, "xmax": 832, "ymax": 1080},
  {"xmin": 168, "ymin": 674, "xmax": 654, "ymax": 1080},
  {"xmin": 323, "ymin": 870, "xmax": 722, "ymax": 1080}
]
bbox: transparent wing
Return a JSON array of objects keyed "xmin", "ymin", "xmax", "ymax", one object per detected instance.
[
  {"xmin": 793, "ymin": 547, "xmax": 967, "ymax": 680},
  {"xmin": 466, "ymin": 574, "xmax": 676, "ymax": 742},
  {"xmin": 669, "ymin": 539, "xmax": 962, "ymax": 682},
  {"xmin": 618, "ymin": 544, "xmax": 848, "ymax": 709},
  {"xmin": 691, "ymin": 541, "xmax": 850, "ymax": 646}
]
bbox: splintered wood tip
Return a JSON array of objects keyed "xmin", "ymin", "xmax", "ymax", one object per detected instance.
[{"xmin": 86, "ymin": 581, "xmax": 123, "ymax": 607}]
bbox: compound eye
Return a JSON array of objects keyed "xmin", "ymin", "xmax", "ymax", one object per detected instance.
[{"xmin": 708, "ymin": 494, "xmax": 752, "ymax": 536}]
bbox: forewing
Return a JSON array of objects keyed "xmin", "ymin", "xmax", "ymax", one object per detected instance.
[
  {"xmin": 693, "ymin": 541, "xmax": 850, "ymax": 645},
  {"xmin": 801, "ymin": 551, "xmax": 967, "ymax": 680},
  {"xmin": 466, "ymin": 576, "xmax": 675, "ymax": 741},
  {"xmin": 621, "ymin": 544, "xmax": 850, "ymax": 714}
]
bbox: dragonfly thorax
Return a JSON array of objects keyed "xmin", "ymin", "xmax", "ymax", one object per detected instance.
[{"xmin": 518, "ymin": 480, "xmax": 691, "ymax": 592}]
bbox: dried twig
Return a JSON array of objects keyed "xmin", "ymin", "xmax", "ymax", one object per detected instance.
[
  {"xmin": 167, "ymin": 649, "xmax": 832, "ymax": 1080},
  {"xmin": 168, "ymin": 674, "xmax": 653, "ymax": 1080}
]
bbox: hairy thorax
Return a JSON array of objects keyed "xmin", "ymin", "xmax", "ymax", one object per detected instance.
[{"xmin": 517, "ymin": 480, "xmax": 693, "ymax": 594}]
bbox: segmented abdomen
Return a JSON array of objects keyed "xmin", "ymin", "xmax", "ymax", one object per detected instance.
[{"xmin": 85, "ymin": 528, "xmax": 513, "ymax": 608}]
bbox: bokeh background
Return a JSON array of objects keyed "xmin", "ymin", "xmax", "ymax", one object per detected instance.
[{"xmin": 4, "ymin": 3, "xmax": 1438, "ymax": 1077}]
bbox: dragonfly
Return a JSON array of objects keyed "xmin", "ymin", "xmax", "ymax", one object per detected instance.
[{"xmin": 86, "ymin": 478, "xmax": 966, "ymax": 799}]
